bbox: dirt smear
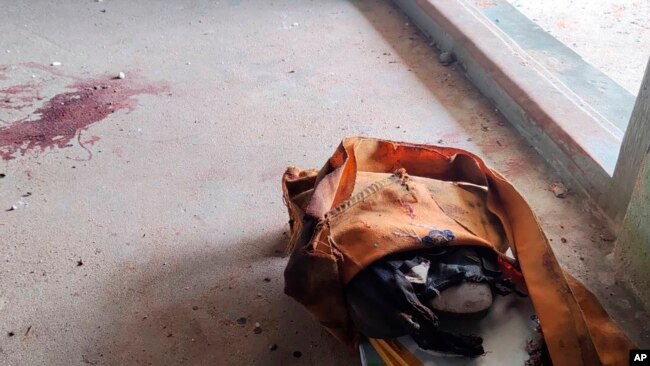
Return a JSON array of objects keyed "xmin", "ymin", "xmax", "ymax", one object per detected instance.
[{"xmin": 0, "ymin": 66, "xmax": 168, "ymax": 160}]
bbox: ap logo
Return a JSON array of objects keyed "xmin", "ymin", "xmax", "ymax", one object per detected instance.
[{"xmin": 631, "ymin": 350, "xmax": 649, "ymax": 365}]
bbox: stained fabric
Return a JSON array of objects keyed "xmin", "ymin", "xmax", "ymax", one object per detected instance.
[
  {"xmin": 345, "ymin": 246, "xmax": 516, "ymax": 357},
  {"xmin": 282, "ymin": 137, "xmax": 635, "ymax": 365}
]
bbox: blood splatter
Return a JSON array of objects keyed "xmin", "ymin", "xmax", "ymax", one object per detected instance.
[
  {"xmin": 0, "ymin": 68, "xmax": 167, "ymax": 160},
  {"xmin": 82, "ymin": 135, "xmax": 101, "ymax": 146},
  {"xmin": 1, "ymin": 83, "xmax": 42, "ymax": 111},
  {"xmin": 399, "ymin": 199, "xmax": 416, "ymax": 219}
]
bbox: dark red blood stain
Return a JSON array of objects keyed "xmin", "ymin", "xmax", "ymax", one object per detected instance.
[
  {"xmin": 398, "ymin": 199, "xmax": 416, "ymax": 219},
  {"xmin": 0, "ymin": 72, "xmax": 167, "ymax": 160}
]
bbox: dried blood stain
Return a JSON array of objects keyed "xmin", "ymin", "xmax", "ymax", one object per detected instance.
[
  {"xmin": 83, "ymin": 135, "xmax": 101, "ymax": 146},
  {"xmin": 1, "ymin": 83, "xmax": 42, "ymax": 111},
  {"xmin": 399, "ymin": 199, "xmax": 416, "ymax": 219},
  {"xmin": 0, "ymin": 75, "xmax": 167, "ymax": 160}
]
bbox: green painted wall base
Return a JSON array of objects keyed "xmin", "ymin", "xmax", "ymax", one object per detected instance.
[{"xmin": 615, "ymin": 151, "xmax": 650, "ymax": 307}]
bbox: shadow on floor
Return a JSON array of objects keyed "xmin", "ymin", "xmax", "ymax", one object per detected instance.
[{"xmin": 88, "ymin": 229, "xmax": 357, "ymax": 365}]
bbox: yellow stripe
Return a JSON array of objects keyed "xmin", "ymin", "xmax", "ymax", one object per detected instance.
[{"xmin": 368, "ymin": 339, "xmax": 423, "ymax": 366}]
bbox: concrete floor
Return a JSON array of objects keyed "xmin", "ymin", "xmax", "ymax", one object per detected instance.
[
  {"xmin": 507, "ymin": 0, "xmax": 650, "ymax": 95},
  {"xmin": 0, "ymin": 1, "xmax": 648, "ymax": 365}
]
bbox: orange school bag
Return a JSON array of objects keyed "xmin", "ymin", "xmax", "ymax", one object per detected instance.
[{"xmin": 281, "ymin": 137, "xmax": 634, "ymax": 365}]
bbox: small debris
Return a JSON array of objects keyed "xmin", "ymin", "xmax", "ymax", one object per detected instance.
[
  {"xmin": 7, "ymin": 331, "xmax": 15, "ymax": 337},
  {"xmin": 579, "ymin": 257, "xmax": 585, "ymax": 261},
  {"xmin": 439, "ymin": 51, "xmax": 455, "ymax": 66},
  {"xmin": 7, "ymin": 200, "xmax": 27, "ymax": 211},
  {"xmin": 293, "ymin": 351, "xmax": 303, "ymax": 358},
  {"xmin": 288, "ymin": 70, "xmax": 295, "ymax": 74},
  {"xmin": 549, "ymin": 182, "xmax": 569, "ymax": 198},
  {"xmin": 422, "ymin": 229, "xmax": 455, "ymax": 245},
  {"xmin": 236, "ymin": 317, "xmax": 247, "ymax": 325},
  {"xmin": 167, "ymin": 333, "xmax": 173, "ymax": 337},
  {"xmin": 51, "ymin": 61, "xmax": 62, "ymax": 66},
  {"xmin": 21, "ymin": 192, "xmax": 32, "ymax": 197},
  {"xmin": 269, "ymin": 344, "xmax": 278, "ymax": 351},
  {"xmin": 560, "ymin": 237, "xmax": 567, "ymax": 243},
  {"xmin": 263, "ymin": 277, "xmax": 271, "ymax": 282},
  {"xmin": 0, "ymin": 173, "xmax": 5, "ymax": 178},
  {"xmin": 292, "ymin": 22, "xmax": 299, "ymax": 27},
  {"xmin": 77, "ymin": 259, "xmax": 84, "ymax": 267},
  {"xmin": 192, "ymin": 306, "xmax": 199, "ymax": 311},
  {"xmin": 481, "ymin": 125, "xmax": 490, "ymax": 132},
  {"xmin": 253, "ymin": 322, "xmax": 262, "ymax": 334},
  {"xmin": 117, "ymin": 71, "xmax": 125, "ymax": 79},
  {"xmin": 82, "ymin": 355, "xmax": 97, "ymax": 365},
  {"xmin": 372, "ymin": 243, "xmax": 379, "ymax": 248},
  {"xmin": 599, "ymin": 233, "xmax": 616, "ymax": 242},
  {"xmin": 437, "ymin": 139, "xmax": 443, "ymax": 144},
  {"xmin": 25, "ymin": 326, "xmax": 32, "ymax": 336}
]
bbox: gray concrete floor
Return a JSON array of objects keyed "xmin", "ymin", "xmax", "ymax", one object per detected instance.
[
  {"xmin": 0, "ymin": 1, "xmax": 648, "ymax": 365},
  {"xmin": 507, "ymin": 0, "xmax": 650, "ymax": 95}
]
